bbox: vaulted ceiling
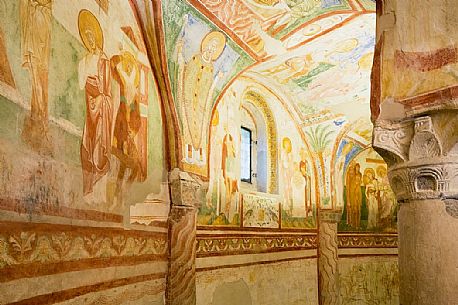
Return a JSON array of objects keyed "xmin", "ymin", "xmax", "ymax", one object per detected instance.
[
  {"xmin": 182, "ymin": 0, "xmax": 376, "ymax": 143},
  {"xmin": 185, "ymin": 0, "xmax": 375, "ymax": 123}
]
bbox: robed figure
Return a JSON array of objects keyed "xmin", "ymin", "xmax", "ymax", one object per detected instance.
[{"xmin": 78, "ymin": 10, "xmax": 113, "ymax": 196}]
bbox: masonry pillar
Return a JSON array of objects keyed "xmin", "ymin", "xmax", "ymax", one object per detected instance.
[
  {"xmin": 318, "ymin": 209, "xmax": 342, "ymax": 305},
  {"xmin": 166, "ymin": 169, "xmax": 201, "ymax": 305},
  {"xmin": 373, "ymin": 114, "xmax": 458, "ymax": 305}
]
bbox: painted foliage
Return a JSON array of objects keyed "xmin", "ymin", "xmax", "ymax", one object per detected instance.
[
  {"xmin": 0, "ymin": 0, "xmax": 165, "ymax": 217},
  {"xmin": 162, "ymin": 0, "xmax": 254, "ymax": 176}
]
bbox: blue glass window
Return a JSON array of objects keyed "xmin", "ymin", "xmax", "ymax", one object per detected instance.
[{"xmin": 240, "ymin": 127, "xmax": 252, "ymax": 183}]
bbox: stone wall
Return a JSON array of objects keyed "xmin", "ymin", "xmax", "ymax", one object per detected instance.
[
  {"xmin": 339, "ymin": 256, "xmax": 399, "ymax": 305},
  {"xmin": 196, "ymin": 248, "xmax": 318, "ymax": 305}
]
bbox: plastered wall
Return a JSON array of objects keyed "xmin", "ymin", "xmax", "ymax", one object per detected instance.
[{"xmin": 0, "ymin": 1, "xmax": 168, "ymax": 303}]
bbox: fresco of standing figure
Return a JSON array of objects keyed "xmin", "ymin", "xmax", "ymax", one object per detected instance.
[
  {"xmin": 20, "ymin": 0, "xmax": 53, "ymax": 152},
  {"xmin": 176, "ymin": 14, "xmax": 227, "ymax": 165},
  {"xmin": 221, "ymin": 133, "xmax": 239, "ymax": 222},
  {"xmin": 281, "ymin": 137, "xmax": 294, "ymax": 214},
  {"xmin": 364, "ymin": 168, "xmax": 379, "ymax": 230},
  {"xmin": 110, "ymin": 51, "xmax": 143, "ymax": 208},
  {"xmin": 346, "ymin": 162, "xmax": 362, "ymax": 228},
  {"xmin": 78, "ymin": 9, "xmax": 113, "ymax": 199}
]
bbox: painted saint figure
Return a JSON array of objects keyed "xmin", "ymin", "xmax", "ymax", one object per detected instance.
[
  {"xmin": 345, "ymin": 163, "xmax": 355, "ymax": 225},
  {"xmin": 353, "ymin": 163, "xmax": 363, "ymax": 227},
  {"xmin": 335, "ymin": 142, "xmax": 353, "ymax": 208},
  {"xmin": 262, "ymin": 55, "xmax": 315, "ymax": 84},
  {"xmin": 221, "ymin": 133, "xmax": 238, "ymax": 222},
  {"xmin": 177, "ymin": 15, "xmax": 226, "ymax": 164},
  {"xmin": 299, "ymin": 148, "xmax": 312, "ymax": 217},
  {"xmin": 281, "ymin": 137, "xmax": 294, "ymax": 214},
  {"xmin": 377, "ymin": 166, "xmax": 396, "ymax": 227},
  {"xmin": 78, "ymin": 9, "xmax": 113, "ymax": 196},
  {"xmin": 111, "ymin": 51, "xmax": 143, "ymax": 206},
  {"xmin": 0, "ymin": 25, "xmax": 15, "ymax": 88},
  {"xmin": 20, "ymin": 0, "xmax": 53, "ymax": 150},
  {"xmin": 364, "ymin": 168, "xmax": 378, "ymax": 230},
  {"xmin": 346, "ymin": 162, "xmax": 362, "ymax": 228}
]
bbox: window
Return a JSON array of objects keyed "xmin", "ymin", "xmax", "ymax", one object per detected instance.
[{"xmin": 240, "ymin": 127, "xmax": 252, "ymax": 183}]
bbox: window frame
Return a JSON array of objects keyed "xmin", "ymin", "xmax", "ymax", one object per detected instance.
[{"xmin": 240, "ymin": 126, "xmax": 252, "ymax": 184}]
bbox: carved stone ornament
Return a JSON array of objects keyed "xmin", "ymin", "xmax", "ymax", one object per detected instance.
[
  {"xmin": 408, "ymin": 116, "xmax": 442, "ymax": 160},
  {"xmin": 319, "ymin": 209, "xmax": 343, "ymax": 223},
  {"xmin": 373, "ymin": 113, "xmax": 458, "ymax": 217},
  {"xmin": 169, "ymin": 168, "xmax": 201, "ymax": 207},
  {"xmin": 388, "ymin": 163, "xmax": 458, "ymax": 201},
  {"xmin": 372, "ymin": 120, "xmax": 414, "ymax": 166}
]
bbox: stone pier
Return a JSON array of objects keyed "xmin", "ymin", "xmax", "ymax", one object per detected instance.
[
  {"xmin": 373, "ymin": 114, "xmax": 458, "ymax": 305},
  {"xmin": 318, "ymin": 210, "xmax": 342, "ymax": 305}
]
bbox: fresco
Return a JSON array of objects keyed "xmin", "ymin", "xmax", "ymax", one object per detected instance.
[
  {"xmin": 253, "ymin": 13, "xmax": 375, "ymax": 120},
  {"xmin": 358, "ymin": 0, "xmax": 376, "ymax": 11},
  {"xmin": 340, "ymin": 258, "xmax": 399, "ymax": 305},
  {"xmin": 191, "ymin": 0, "xmax": 359, "ymax": 58},
  {"xmin": 186, "ymin": 3, "xmax": 393, "ymax": 233},
  {"xmin": 338, "ymin": 146, "xmax": 398, "ymax": 232},
  {"xmin": 162, "ymin": 0, "xmax": 254, "ymax": 176},
  {"xmin": 371, "ymin": 1, "xmax": 458, "ymax": 120},
  {"xmin": 0, "ymin": 0, "xmax": 166, "ymax": 216},
  {"xmin": 242, "ymin": 193, "xmax": 280, "ymax": 228},
  {"xmin": 199, "ymin": 79, "xmax": 317, "ymax": 228}
]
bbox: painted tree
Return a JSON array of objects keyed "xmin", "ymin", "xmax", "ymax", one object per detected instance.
[{"xmin": 305, "ymin": 124, "xmax": 334, "ymax": 199}]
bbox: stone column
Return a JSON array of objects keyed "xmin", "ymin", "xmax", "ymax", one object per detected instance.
[
  {"xmin": 318, "ymin": 209, "xmax": 342, "ymax": 305},
  {"xmin": 166, "ymin": 169, "xmax": 201, "ymax": 305},
  {"xmin": 373, "ymin": 114, "xmax": 458, "ymax": 305}
]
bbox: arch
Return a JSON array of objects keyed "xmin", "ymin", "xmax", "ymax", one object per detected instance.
[
  {"xmin": 132, "ymin": 0, "xmax": 182, "ymax": 170},
  {"xmin": 242, "ymin": 89, "xmax": 278, "ymax": 193}
]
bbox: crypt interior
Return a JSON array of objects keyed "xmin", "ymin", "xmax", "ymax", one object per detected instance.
[{"xmin": 0, "ymin": 0, "xmax": 457, "ymax": 304}]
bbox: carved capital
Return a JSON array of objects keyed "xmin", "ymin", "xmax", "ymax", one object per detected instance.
[
  {"xmin": 409, "ymin": 116, "xmax": 442, "ymax": 160},
  {"xmin": 168, "ymin": 168, "xmax": 202, "ymax": 207},
  {"xmin": 373, "ymin": 114, "xmax": 458, "ymax": 205},
  {"xmin": 319, "ymin": 209, "xmax": 342, "ymax": 223},
  {"xmin": 373, "ymin": 119, "xmax": 414, "ymax": 165},
  {"xmin": 388, "ymin": 163, "xmax": 458, "ymax": 201}
]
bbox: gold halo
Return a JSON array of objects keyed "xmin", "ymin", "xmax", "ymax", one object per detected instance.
[
  {"xmin": 364, "ymin": 168, "xmax": 375, "ymax": 177},
  {"xmin": 78, "ymin": 9, "xmax": 104, "ymax": 51},
  {"xmin": 282, "ymin": 137, "xmax": 292, "ymax": 153},
  {"xmin": 376, "ymin": 165, "xmax": 387, "ymax": 178},
  {"xmin": 201, "ymin": 31, "xmax": 226, "ymax": 61},
  {"xmin": 120, "ymin": 51, "xmax": 140, "ymax": 86}
]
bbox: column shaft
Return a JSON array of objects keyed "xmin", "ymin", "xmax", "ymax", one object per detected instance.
[{"xmin": 318, "ymin": 210, "xmax": 341, "ymax": 305}]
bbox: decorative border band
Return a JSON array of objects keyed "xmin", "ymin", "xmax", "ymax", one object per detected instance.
[
  {"xmin": 0, "ymin": 221, "xmax": 167, "ymax": 282},
  {"xmin": 196, "ymin": 233, "xmax": 318, "ymax": 257},
  {"xmin": 338, "ymin": 233, "xmax": 398, "ymax": 248}
]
